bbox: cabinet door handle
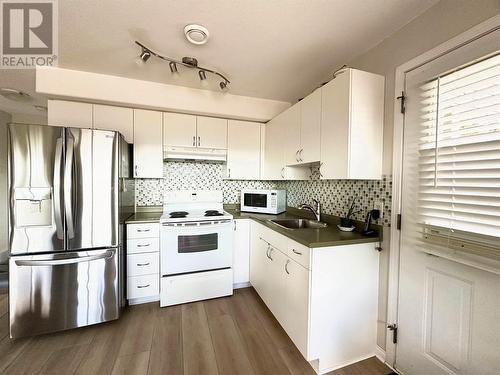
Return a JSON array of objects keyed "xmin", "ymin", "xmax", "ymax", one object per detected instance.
[
  {"xmin": 268, "ymin": 248, "xmax": 274, "ymax": 261},
  {"xmin": 137, "ymin": 229, "xmax": 150, "ymax": 233},
  {"xmin": 281, "ymin": 167, "xmax": 285, "ymax": 179},
  {"xmin": 198, "ymin": 136, "xmax": 201, "ymax": 146},
  {"xmin": 295, "ymin": 150, "xmax": 300, "ymax": 162},
  {"xmin": 137, "ymin": 284, "xmax": 150, "ymax": 289},
  {"xmin": 285, "ymin": 259, "xmax": 290, "ymax": 274},
  {"xmin": 192, "ymin": 136, "xmax": 195, "ymax": 146},
  {"xmin": 292, "ymin": 249, "xmax": 302, "ymax": 255},
  {"xmin": 136, "ymin": 243, "xmax": 151, "ymax": 248},
  {"xmin": 228, "ymin": 168, "xmax": 231, "ymax": 179},
  {"xmin": 134, "ymin": 165, "xmax": 138, "ymax": 177},
  {"xmin": 233, "ymin": 221, "xmax": 236, "ymax": 231},
  {"xmin": 266, "ymin": 245, "xmax": 270, "ymax": 259},
  {"xmin": 137, "ymin": 262, "xmax": 150, "ymax": 266},
  {"xmin": 299, "ymin": 149, "xmax": 303, "ymax": 162}
]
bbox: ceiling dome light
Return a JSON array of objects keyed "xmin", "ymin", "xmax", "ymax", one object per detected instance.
[
  {"xmin": 184, "ymin": 24, "xmax": 209, "ymax": 45},
  {"xmin": 169, "ymin": 61, "xmax": 178, "ymax": 73},
  {"xmin": 198, "ymin": 70, "xmax": 207, "ymax": 81},
  {"xmin": 0, "ymin": 88, "xmax": 31, "ymax": 102}
]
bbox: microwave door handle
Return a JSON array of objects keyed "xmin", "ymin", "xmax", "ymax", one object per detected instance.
[
  {"xmin": 53, "ymin": 137, "xmax": 64, "ymax": 240},
  {"xmin": 64, "ymin": 135, "xmax": 75, "ymax": 239}
]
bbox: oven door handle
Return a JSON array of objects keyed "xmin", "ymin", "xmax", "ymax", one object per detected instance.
[{"xmin": 162, "ymin": 221, "xmax": 232, "ymax": 230}]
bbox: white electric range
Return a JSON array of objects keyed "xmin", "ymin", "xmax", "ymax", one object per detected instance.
[{"xmin": 159, "ymin": 190, "xmax": 234, "ymax": 307}]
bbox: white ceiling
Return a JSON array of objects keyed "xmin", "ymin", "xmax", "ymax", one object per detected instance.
[{"xmin": 0, "ymin": 0, "xmax": 438, "ymax": 116}]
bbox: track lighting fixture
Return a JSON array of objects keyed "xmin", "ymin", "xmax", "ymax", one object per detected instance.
[
  {"xmin": 169, "ymin": 61, "xmax": 178, "ymax": 73},
  {"xmin": 134, "ymin": 41, "xmax": 230, "ymax": 90}
]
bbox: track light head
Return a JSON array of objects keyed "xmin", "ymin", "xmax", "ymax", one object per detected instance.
[
  {"xmin": 140, "ymin": 49, "xmax": 151, "ymax": 62},
  {"xmin": 198, "ymin": 70, "xmax": 207, "ymax": 81},
  {"xmin": 169, "ymin": 61, "xmax": 178, "ymax": 73},
  {"xmin": 219, "ymin": 81, "xmax": 227, "ymax": 90}
]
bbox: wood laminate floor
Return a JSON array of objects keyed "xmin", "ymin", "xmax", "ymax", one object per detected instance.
[{"xmin": 0, "ymin": 288, "xmax": 393, "ymax": 375}]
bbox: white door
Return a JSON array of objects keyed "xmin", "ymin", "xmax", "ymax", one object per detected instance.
[
  {"xmin": 263, "ymin": 116, "xmax": 285, "ymax": 180},
  {"xmin": 320, "ymin": 71, "xmax": 350, "ymax": 179},
  {"xmin": 283, "ymin": 105, "xmax": 301, "ymax": 166},
  {"xmin": 265, "ymin": 247, "xmax": 287, "ymax": 324},
  {"xmin": 233, "ymin": 219, "xmax": 250, "ymax": 285},
  {"xmin": 133, "ymin": 109, "xmax": 163, "ymax": 178},
  {"xmin": 300, "ymin": 88, "xmax": 321, "ymax": 164},
  {"xmin": 163, "ymin": 112, "xmax": 197, "ymax": 147},
  {"xmin": 196, "ymin": 116, "xmax": 227, "ymax": 149},
  {"xmin": 93, "ymin": 104, "xmax": 134, "ymax": 143},
  {"xmin": 283, "ymin": 258, "xmax": 310, "ymax": 358},
  {"xmin": 396, "ymin": 31, "xmax": 500, "ymax": 375},
  {"xmin": 249, "ymin": 225, "xmax": 271, "ymax": 298},
  {"xmin": 47, "ymin": 100, "xmax": 93, "ymax": 128},
  {"xmin": 227, "ymin": 120, "xmax": 261, "ymax": 180}
]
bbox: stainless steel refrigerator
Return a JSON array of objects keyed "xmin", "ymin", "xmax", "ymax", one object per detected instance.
[{"xmin": 7, "ymin": 123, "xmax": 132, "ymax": 338}]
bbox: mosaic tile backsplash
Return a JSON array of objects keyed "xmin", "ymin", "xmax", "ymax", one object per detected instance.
[{"xmin": 136, "ymin": 161, "xmax": 392, "ymax": 226}]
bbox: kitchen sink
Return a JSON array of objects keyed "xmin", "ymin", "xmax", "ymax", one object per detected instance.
[{"xmin": 269, "ymin": 219, "xmax": 328, "ymax": 230}]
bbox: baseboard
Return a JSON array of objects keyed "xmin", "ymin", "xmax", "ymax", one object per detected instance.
[
  {"xmin": 233, "ymin": 282, "xmax": 251, "ymax": 289},
  {"xmin": 314, "ymin": 353, "xmax": 375, "ymax": 374},
  {"xmin": 128, "ymin": 295, "xmax": 159, "ymax": 305},
  {"xmin": 375, "ymin": 345, "xmax": 386, "ymax": 363}
]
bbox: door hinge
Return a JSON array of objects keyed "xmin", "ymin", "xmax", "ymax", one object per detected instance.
[
  {"xmin": 397, "ymin": 91, "xmax": 406, "ymax": 114},
  {"xmin": 388, "ymin": 323, "xmax": 398, "ymax": 344},
  {"xmin": 396, "ymin": 214, "xmax": 402, "ymax": 230}
]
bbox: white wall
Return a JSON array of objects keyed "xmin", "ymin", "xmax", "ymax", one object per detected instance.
[
  {"xmin": 11, "ymin": 112, "xmax": 47, "ymax": 125},
  {"xmin": 36, "ymin": 67, "xmax": 290, "ymax": 122},
  {"xmin": 343, "ymin": 0, "xmax": 500, "ymax": 351},
  {"xmin": 0, "ymin": 110, "xmax": 11, "ymax": 265}
]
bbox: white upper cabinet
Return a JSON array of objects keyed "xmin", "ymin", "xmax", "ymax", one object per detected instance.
[
  {"xmin": 93, "ymin": 104, "xmax": 134, "ymax": 143},
  {"xmin": 227, "ymin": 120, "xmax": 261, "ymax": 180},
  {"xmin": 283, "ymin": 105, "xmax": 301, "ymax": 166},
  {"xmin": 163, "ymin": 113, "xmax": 227, "ymax": 149},
  {"xmin": 321, "ymin": 68, "xmax": 384, "ymax": 179},
  {"xmin": 163, "ymin": 112, "xmax": 197, "ymax": 147},
  {"xmin": 133, "ymin": 109, "xmax": 163, "ymax": 178},
  {"xmin": 196, "ymin": 116, "xmax": 227, "ymax": 149},
  {"xmin": 299, "ymin": 88, "xmax": 321, "ymax": 164},
  {"xmin": 48, "ymin": 100, "xmax": 93, "ymax": 128},
  {"xmin": 263, "ymin": 114, "xmax": 286, "ymax": 180}
]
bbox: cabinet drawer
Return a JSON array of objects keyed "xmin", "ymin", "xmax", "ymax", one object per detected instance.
[
  {"xmin": 127, "ymin": 274, "xmax": 159, "ymax": 299},
  {"xmin": 287, "ymin": 240, "xmax": 310, "ymax": 269},
  {"xmin": 127, "ymin": 238, "xmax": 159, "ymax": 254},
  {"xmin": 127, "ymin": 223, "xmax": 159, "ymax": 239},
  {"xmin": 127, "ymin": 253, "xmax": 159, "ymax": 277},
  {"xmin": 262, "ymin": 225, "xmax": 288, "ymax": 252}
]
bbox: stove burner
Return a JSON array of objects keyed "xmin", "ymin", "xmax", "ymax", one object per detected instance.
[
  {"xmin": 205, "ymin": 210, "xmax": 224, "ymax": 217},
  {"xmin": 170, "ymin": 211, "xmax": 188, "ymax": 218}
]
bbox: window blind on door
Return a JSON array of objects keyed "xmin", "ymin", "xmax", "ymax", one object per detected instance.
[{"xmin": 416, "ymin": 53, "xmax": 500, "ymax": 258}]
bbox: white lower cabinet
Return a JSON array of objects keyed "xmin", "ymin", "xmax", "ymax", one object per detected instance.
[
  {"xmin": 126, "ymin": 222, "xmax": 160, "ymax": 304},
  {"xmin": 250, "ymin": 221, "xmax": 379, "ymax": 374},
  {"xmin": 232, "ymin": 219, "xmax": 251, "ymax": 286}
]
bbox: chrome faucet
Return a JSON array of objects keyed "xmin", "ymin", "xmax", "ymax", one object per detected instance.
[{"xmin": 298, "ymin": 199, "xmax": 321, "ymax": 222}]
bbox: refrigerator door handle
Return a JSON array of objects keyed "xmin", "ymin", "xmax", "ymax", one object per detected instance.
[
  {"xmin": 14, "ymin": 250, "xmax": 114, "ymax": 266},
  {"xmin": 64, "ymin": 135, "xmax": 75, "ymax": 239},
  {"xmin": 53, "ymin": 137, "xmax": 64, "ymax": 240}
]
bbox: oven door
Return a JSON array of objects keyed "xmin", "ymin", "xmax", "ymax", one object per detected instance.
[{"xmin": 161, "ymin": 220, "xmax": 233, "ymax": 275}]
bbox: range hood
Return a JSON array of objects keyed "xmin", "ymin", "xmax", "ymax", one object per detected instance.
[{"xmin": 163, "ymin": 146, "xmax": 227, "ymax": 162}]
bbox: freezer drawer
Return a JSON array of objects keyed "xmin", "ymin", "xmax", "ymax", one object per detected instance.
[{"xmin": 9, "ymin": 248, "xmax": 120, "ymax": 338}]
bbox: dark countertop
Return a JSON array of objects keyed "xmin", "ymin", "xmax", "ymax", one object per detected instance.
[
  {"xmin": 125, "ymin": 211, "xmax": 163, "ymax": 224},
  {"xmin": 225, "ymin": 206, "xmax": 381, "ymax": 249}
]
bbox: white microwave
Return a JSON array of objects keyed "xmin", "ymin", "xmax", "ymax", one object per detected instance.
[{"xmin": 240, "ymin": 189, "xmax": 286, "ymax": 214}]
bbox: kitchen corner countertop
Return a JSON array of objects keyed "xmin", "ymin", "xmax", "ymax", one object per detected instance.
[
  {"xmin": 125, "ymin": 211, "xmax": 163, "ymax": 224},
  {"xmin": 225, "ymin": 207, "xmax": 381, "ymax": 249}
]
